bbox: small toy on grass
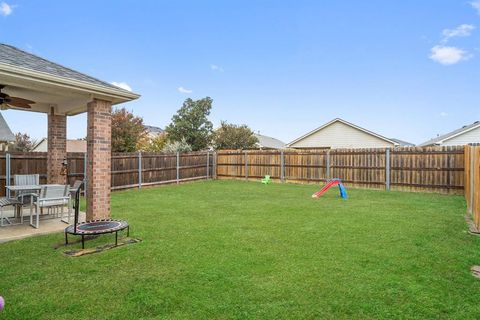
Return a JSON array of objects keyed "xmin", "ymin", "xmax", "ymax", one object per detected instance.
[
  {"xmin": 261, "ymin": 175, "xmax": 271, "ymax": 184},
  {"xmin": 0, "ymin": 295, "xmax": 5, "ymax": 311},
  {"xmin": 312, "ymin": 178, "xmax": 347, "ymax": 199}
]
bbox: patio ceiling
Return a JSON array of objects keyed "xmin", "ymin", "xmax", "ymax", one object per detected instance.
[{"xmin": 0, "ymin": 44, "xmax": 139, "ymax": 115}]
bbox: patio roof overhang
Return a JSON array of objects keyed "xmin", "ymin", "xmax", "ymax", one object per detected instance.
[
  {"xmin": 0, "ymin": 43, "xmax": 141, "ymax": 221},
  {"xmin": 0, "ymin": 62, "xmax": 140, "ymax": 115}
]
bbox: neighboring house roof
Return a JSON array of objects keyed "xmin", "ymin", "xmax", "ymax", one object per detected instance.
[
  {"xmin": 32, "ymin": 138, "xmax": 87, "ymax": 152},
  {"xmin": 389, "ymin": 138, "xmax": 415, "ymax": 147},
  {"xmin": 31, "ymin": 138, "xmax": 47, "ymax": 151},
  {"xmin": 145, "ymin": 125, "xmax": 164, "ymax": 134},
  {"xmin": 419, "ymin": 121, "xmax": 480, "ymax": 146},
  {"xmin": 0, "ymin": 111, "xmax": 15, "ymax": 142},
  {"xmin": 286, "ymin": 118, "xmax": 399, "ymax": 147},
  {"xmin": 254, "ymin": 133, "xmax": 286, "ymax": 149}
]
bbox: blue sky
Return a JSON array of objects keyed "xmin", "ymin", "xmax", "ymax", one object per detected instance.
[{"xmin": 1, "ymin": 0, "xmax": 479, "ymax": 144}]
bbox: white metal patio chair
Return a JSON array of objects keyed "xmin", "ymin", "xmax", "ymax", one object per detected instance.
[
  {"xmin": 62, "ymin": 180, "xmax": 84, "ymax": 224},
  {"xmin": 13, "ymin": 174, "xmax": 40, "ymax": 204},
  {"xmin": 0, "ymin": 197, "xmax": 22, "ymax": 227},
  {"xmin": 30, "ymin": 185, "xmax": 70, "ymax": 229}
]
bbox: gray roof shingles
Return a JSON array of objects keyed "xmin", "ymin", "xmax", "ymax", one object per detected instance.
[
  {"xmin": 389, "ymin": 138, "xmax": 415, "ymax": 147},
  {"xmin": 145, "ymin": 125, "xmax": 164, "ymax": 134},
  {"xmin": 0, "ymin": 43, "xmax": 129, "ymax": 92},
  {"xmin": 254, "ymin": 133, "xmax": 286, "ymax": 149}
]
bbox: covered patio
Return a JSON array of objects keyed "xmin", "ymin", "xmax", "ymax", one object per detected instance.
[{"xmin": 0, "ymin": 43, "xmax": 139, "ymax": 240}]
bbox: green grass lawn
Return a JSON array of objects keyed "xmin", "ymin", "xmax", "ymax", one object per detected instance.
[{"xmin": 1, "ymin": 180, "xmax": 480, "ymax": 319}]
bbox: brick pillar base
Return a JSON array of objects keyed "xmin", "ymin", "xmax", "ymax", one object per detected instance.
[
  {"xmin": 86, "ymin": 99, "xmax": 112, "ymax": 220},
  {"xmin": 47, "ymin": 111, "xmax": 67, "ymax": 185}
]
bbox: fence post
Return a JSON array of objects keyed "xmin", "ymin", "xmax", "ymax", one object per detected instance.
[
  {"xmin": 214, "ymin": 151, "xmax": 217, "ymax": 179},
  {"xmin": 471, "ymin": 146, "xmax": 475, "ymax": 214},
  {"xmin": 385, "ymin": 148, "xmax": 391, "ymax": 191},
  {"xmin": 138, "ymin": 152, "xmax": 142, "ymax": 188},
  {"xmin": 280, "ymin": 150, "xmax": 285, "ymax": 183},
  {"xmin": 176, "ymin": 152, "xmax": 180, "ymax": 184},
  {"xmin": 83, "ymin": 153, "xmax": 87, "ymax": 197},
  {"xmin": 326, "ymin": 150, "xmax": 330, "ymax": 181},
  {"xmin": 6, "ymin": 153, "xmax": 10, "ymax": 198},
  {"xmin": 206, "ymin": 151, "xmax": 210, "ymax": 179},
  {"xmin": 244, "ymin": 150, "xmax": 248, "ymax": 180}
]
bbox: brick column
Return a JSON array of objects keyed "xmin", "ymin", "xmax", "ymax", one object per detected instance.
[
  {"xmin": 47, "ymin": 110, "xmax": 67, "ymax": 185},
  {"xmin": 86, "ymin": 99, "xmax": 112, "ymax": 220}
]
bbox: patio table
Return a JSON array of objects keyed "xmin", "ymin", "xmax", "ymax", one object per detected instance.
[
  {"xmin": 6, "ymin": 184, "xmax": 64, "ymax": 192},
  {"xmin": 5, "ymin": 184, "xmax": 71, "ymax": 227},
  {"xmin": 6, "ymin": 185, "xmax": 42, "ymax": 192}
]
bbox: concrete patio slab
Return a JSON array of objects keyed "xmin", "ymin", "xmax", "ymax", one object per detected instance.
[{"xmin": 0, "ymin": 209, "xmax": 86, "ymax": 243}]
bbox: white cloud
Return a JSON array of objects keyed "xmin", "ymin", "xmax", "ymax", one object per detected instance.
[
  {"xmin": 439, "ymin": 112, "xmax": 448, "ymax": 117},
  {"xmin": 471, "ymin": 1, "xmax": 480, "ymax": 15},
  {"xmin": 429, "ymin": 45, "xmax": 472, "ymax": 65},
  {"xmin": 441, "ymin": 24, "xmax": 475, "ymax": 43},
  {"xmin": 0, "ymin": 2, "xmax": 13, "ymax": 16},
  {"xmin": 111, "ymin": 81, "xmax": 132, "ymax": 92},
  {"xmin": 210, "ymin": 64, "xmax": 224, "ymax": 72},
  {"xmin": 178, "ymin": 86, "xmax": 192, "ymax": 94}
]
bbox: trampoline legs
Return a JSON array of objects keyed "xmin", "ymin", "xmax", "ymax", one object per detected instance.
[
  {"xmin": 65, "ymin": 232, "xmax": 68, "ymax": 245},
  {"xmin": 127, "ymin": 226, "xmax": 130, "ymax": 237},
  {"xmin": 81, "ymin": 235, "xmax": 85, "ymax": 249},
  {"xmin": 115, "ymin": 231, "xmax": 118, "ymax": 246}
]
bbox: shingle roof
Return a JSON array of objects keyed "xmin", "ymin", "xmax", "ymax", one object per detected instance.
[
  {"xmin": 254, "ymin": 133, "xmax": 286, "ymax": 149},
  {"xmin": 419, "ymin": 121, "xmax": 480, "ymax": 146},
  {"xmin": 0, "ymin": 43, "xmax": 129, "ymax": 93},
  {"xmin": 0, "ymin": 112, "xmax": 15, "ymax": 142},
  {"xmin": 389, "ymin": 138, "xmax": 415, "ymax": 147},
  {"xmin": 145, "ymin": 125, "xmax": 164, "ymax": 134}
]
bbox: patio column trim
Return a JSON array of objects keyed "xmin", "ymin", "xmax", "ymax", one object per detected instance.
[
  {"xmin": 86, "ymin": 98, "xmax": 112, "ymax": 220},
  {"xmin": 47, "ymin": 107, "xmax": 67, "ymax": 185}
]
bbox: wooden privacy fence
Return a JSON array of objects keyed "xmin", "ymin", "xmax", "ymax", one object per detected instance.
[
  {"xmin": 0, "ymin": 147, "xmax": 467, "ymax": 197},
  {"xmin": 0, "ymin": 151, "xmax": 214, "ymax": 197},
  {"xmin": 110, "ymin": 151, "xmax": 214, "ymax": 190},
  {"xmin": 465, "ymin": 144, "xmax": 480, "ymax": 228},
  {"xmin": 216, "ymin": 146, "xmax": 465, "ymax": 194}
]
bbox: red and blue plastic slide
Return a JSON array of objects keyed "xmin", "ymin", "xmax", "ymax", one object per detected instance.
[{"xmin": 312, "ymin": 179, "xmax": 347, "ymax": 199}]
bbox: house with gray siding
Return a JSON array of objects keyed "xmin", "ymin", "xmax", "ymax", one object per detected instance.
[{"xmin": 420, "ymin": 121, "xmax": 480, "ymax": 147}]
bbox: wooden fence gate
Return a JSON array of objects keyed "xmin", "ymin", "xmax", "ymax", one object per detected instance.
[{"xmin": 465, "ymin": 144, "xmax": 480, "ymax": 229}]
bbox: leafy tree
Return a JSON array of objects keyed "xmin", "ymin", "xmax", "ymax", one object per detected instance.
[
  {"xmin": 165, "ymin": 97, "xmax": 213, "ymax": 151},
  {"xmin": 139, "ymin": 133, "xmax": 169, "ymax": 152},
  {"xmin": 212, "ymin": 121, "xmax": 258, "ymax": 150},
  {"xmin": 111, "ymin": 107, "xmax": 147, "ymax": 152},
  {"xmin": 12, "ymin": 132, "xmax": 37, "ymax": 152},
  {"xmin": 162, "ymin": 138, "xmax": 192, "ymax": 153}
]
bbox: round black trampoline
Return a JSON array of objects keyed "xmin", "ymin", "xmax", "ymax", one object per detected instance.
[
  {"xmin": 65, "ymin": 219, "xmax": 129, "ymax": 235},
  {"xmin": 64, "ymin": 181, "xmax": 130, "ymax": 249}
]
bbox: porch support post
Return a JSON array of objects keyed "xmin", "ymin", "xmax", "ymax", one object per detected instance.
[
  {"xmin": 47, "ymin": 109, "xmax": 67, "ymax": 185},
  {"xmin": 86, "ymin": 99, "xmax": 112, "ymax": 220}
]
